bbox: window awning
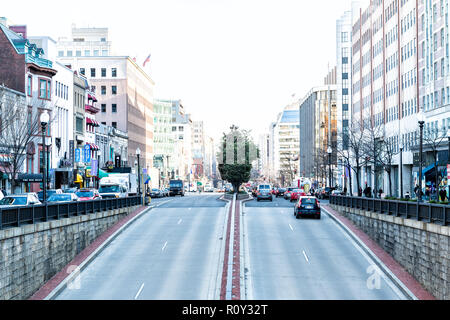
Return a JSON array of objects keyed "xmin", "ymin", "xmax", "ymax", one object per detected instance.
[
  {"xmin": 87, "ymin": 143, "xmax": 99, "ymax": 151},
  {"xmin": 17, "ymin": 173, "xmax": 43, "ymax": 182},
  {"xmin": 86, "ymin": 117, "xmax": 99, "ymax": 127},
  {"xmin": 422, "ymin": 163, "xmax": 436, "ymax": 176},
  {"xmin": 88, "ymin": 94, "xmax": 98, "ymax": 102}
]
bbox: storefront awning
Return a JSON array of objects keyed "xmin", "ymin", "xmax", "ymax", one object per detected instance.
[
  {"xmin": 88, "ymin": 94, "xmax": 98, "ymax": 102},
  {"xmin": 86, "ymin": 143, "xmax": 99, "ymax": 151},
  {"xmin": 17, "ymin": 173, "xmax": 43, "ymax": 182},
  {"xmin": 423, "ymin": 164, "xmax": 436, "ymax": 176},
  {"xmin": 74, "ymin": 174, "xmax": 83, "ymax": 183},
  {"xmin": 86, "ymin": 117, "xmax": 99, "ymax": 127}
]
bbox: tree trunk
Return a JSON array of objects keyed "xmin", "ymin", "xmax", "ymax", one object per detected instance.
[
  {"xmin": 356, "ymin": 166, "xmax": 361, "ymax": 195},
  {"xmin": 387, "ymin": 170, "xmax": 392, "ymax": 197},
  {"xmin": 232, "ymin": 182, "xmax": 240, "ymax": 194}
]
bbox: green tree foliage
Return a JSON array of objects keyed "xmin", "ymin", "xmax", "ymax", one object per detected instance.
[{"xmin": 217, "ymin": 125, "xmax": 259, "ymax": 193}]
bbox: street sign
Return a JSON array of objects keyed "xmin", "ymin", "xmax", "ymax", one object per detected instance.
[
  {"xmin": 83, "ymin": 144, "xmax": 91, "ymax": 163},
  {"xmin": 91, "ymin": 159, "xmax": 98, "ymax": 177},
  {"xmin": 75, "ymin": 148, "xmax": 81, "ymax": 163}
]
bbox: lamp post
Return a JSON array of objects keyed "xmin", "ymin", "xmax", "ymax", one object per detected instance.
[
  {"xmin": 418, "ymin": 112, "xmax": 425, "ymax": 202},
  {"xmin": 447, "ymin": 128, "xmax": 450, "ymax": 200},
  {"xmin": 399, "ymin": 143, "xmax": 404, "ymax": 198},
  {"xmin": 327, "ymin": 146, "xmax": 332, "ymax": 188},
  {"xmin": 97, "ymin": 150, "xmax": 102, "ymax": 189},
  {"xmin": 45, "ymin": 137, "xmax": 52, "ymax": 189},
  {"xmin": 40, "ymin": 111, "xmax": 50, "ymax": 203},
  {"xmin": 136, "ymin": 147, "xmax": 141, "ymax": 196}
]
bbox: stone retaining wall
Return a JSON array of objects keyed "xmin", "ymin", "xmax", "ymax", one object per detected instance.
[
  {"xmin": 0, "ymin": 205, "xmax": 139, "ymax": 300},
  {"xmin": 330, "ymin": 204, "xmax": 450, "ymax": 300}
]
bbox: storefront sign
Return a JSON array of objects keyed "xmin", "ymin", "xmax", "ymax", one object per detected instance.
[
  {"xmin": 91, "ymin": 159, "xmax": 98, "ymax": 177},
  {"xmin": 75, "ymin": 148, "xmax": 81, "ymax": 163},
  {"xmin": 69, "ymin": 140, "xmax": 74, "ymax": 164},
  {"xmin": 83, "ymin": 144, "xmax": 91, "ymax": 163}
]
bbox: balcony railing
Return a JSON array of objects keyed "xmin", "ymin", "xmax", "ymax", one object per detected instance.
[
  {"xmin": 25, "ymin": 53, "xmax": 53, "ymax": 69},
  {"xmin": 329, "ymin": 195, "xmax": 449, "ymax": 226}
]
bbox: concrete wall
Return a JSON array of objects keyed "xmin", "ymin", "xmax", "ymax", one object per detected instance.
[
  {"xmin": 329, "ymin": 204, "xmax": 450, "ymax": 300},
  {"xmin": 0, "ymin": 205, "xmax": 139, "ymax": 300}
]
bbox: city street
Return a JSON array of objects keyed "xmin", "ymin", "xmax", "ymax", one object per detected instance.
[
  {"xmin": 55, "ymin": 194, "xmax": 228, "ymax": 300},
  {"xmin": 51, "ymin": 193, "xmax": 410, "ymax": 300},
  {"xmin": 242, "ymin": 196, "xmax": 407, "ymax": 300}
]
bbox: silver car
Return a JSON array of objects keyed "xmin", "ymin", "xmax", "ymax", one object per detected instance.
[{"xmin": 0, "ymin": 193, "xmax": 41, "ymax": 208}]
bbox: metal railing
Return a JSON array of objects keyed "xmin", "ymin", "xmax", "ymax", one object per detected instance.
[
  {"xmin": 329, "ymin": 195, "xmax": 449, "ymax": 226},
  {"xmin": 0, "ymin": 196, "xmax": 142, "ymax": 230}
]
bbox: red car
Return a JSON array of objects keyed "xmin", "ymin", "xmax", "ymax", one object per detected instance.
[
  {"xmin": 76, "ymin": 189, "xmax": 102, "ymax": 201},
  {"xmin": 290, "ymin": 189, "xmax": 307, "ymax": 202}
]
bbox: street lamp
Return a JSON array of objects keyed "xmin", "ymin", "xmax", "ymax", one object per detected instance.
[
  {"xmin": 136, "ymin": 147, "xmax": 141, "ymax": 195},
  {"xmin": 40, "ymin": 111, "xmax": 50, "ymax": 203},
  {"xmin": 447, "ymin": 128, "xmax": 450, "ymax": 200},
  {"xmin": 327, "ymin": 146, "xmax": 332, "ymax": 188},
  {"xmin": 45, "ymin": 137, "xmax": 52, "ymax": 189},
  {"xmin": 418, "ymin": 112, "xmax": 425, "ymax": 202},
  {"xmin": 399, "ymin": 142, "xmax": 404, "ymax": 199},
  {"xmin": 97, "ymin": 150, "xmax": 102, "ymax": 189}
]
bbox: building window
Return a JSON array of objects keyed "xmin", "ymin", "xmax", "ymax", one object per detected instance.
[
  {"xmin": 101, "ymin": 38, "xmax": 106, "ymax": 42},
  {"xmin": 112, "ymin": 68, "xmax": 117, "ymax": 77},
  {"xmin": 76, "ymin": 50, "xmax": 81, "ymax": 57},
  {"xmin": 76, "ymin": 117, "xmax": 84, "ymax": 133},
  {"xmin": 58, "ymin": 51, "xmax": 64, "ymax": 57},
  {"xmin": 101, "ymin": 122, "xmax": 106, "ymax": 125},
  {"xmin": 112, "ymin": 104, "xmax": 117, "ymax": 113},
  {"xmin": 112, "ymin": 86, "xmax": 117, "ymax": 95},
  {"xmin": 94, "ymin": 50, "xmax": 99, "ymax": 56},
  {"xmin": 101, "ymin": 86, "xmax": 106, "ymax": 95},
  {"xmin": 101, "ymin": 104, "xmax": 106, "ymax": 112},
  {"xmin": 85, "ymin": 50, "xmax": 90, "ymax": 56},
  {"xmin": 80, "ymin": 68, "xmax": 85, "ymax": 76},
  {"xmin": 27, "ymin": 75, "xmax": 32, "ymax": 96},
  {"xmin": 102, "ymin": 50, "xmax": 108, "ymax": 56},
  {"xmin": 341, "ymin": 32, "xmax": 349, "ymax": 42},
  {"xmin": 38, "ymin": 78, "xmax": 51, "ymax": 100},
  {"xmin": 112, "ymin": 122, "xmax": 117, "ymax": 129},
  {"xmin": 67, "ymin": 50, "xmax": 73, "ymax": 57},
  {"xmin": 101, "ymin": 68, "xmax": 106, "ymax": 77},
  {"xmin": 91, "ymin": 68, "xmax": 96, "ymax": 77}
]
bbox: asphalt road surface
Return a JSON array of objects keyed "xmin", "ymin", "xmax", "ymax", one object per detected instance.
[
  {"xmin": 242, "ymin": 196, "xmax": 407, "ymax": 300},
  {"xmin": 54, "ymin": 193, "xmax": 407, "ymax": 300},
  {"xmin": 55, "ymin": 194, "xmax": 228, "ymax": 300}
]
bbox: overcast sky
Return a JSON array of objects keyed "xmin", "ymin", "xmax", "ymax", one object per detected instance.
[{"xmin": 3, "ymin": 0, "xmax": 355, "ymax": 142}]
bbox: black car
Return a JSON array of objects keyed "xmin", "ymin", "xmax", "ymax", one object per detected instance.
[
  {"xmin": 276, "ymin": 188, "xmax": 286, "ymax": 197},
  {"xmin": 294, "ymin": 196, "xmax": 321, "ymax": 219}
]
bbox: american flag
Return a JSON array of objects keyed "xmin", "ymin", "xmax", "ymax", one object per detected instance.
[{"xmin": 143, "ymin": 54, "xmax": 151, "ymax": 67}]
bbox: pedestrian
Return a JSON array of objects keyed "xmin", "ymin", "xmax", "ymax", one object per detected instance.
[
  {"xmin": 378, "ymin": 188, "xmax": 383, "ymax": 198},
  {"xmin": 405, "ymin": 191, "xmax": 410, "ymax": 199},
  {"xmin": 439, "ymin": 188, "xmax": 447, "ymax": 202},
  {"xmin": 425, "ymin": 186, "xmax": 430, "ymax": 199},
  {"xmin": 358, "ymin": 187, "xmax": 362, "ymax": 197}
]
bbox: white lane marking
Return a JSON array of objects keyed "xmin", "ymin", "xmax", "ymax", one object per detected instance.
[
  {"xmin": 289, "ymin": 224, "xmax": 294, "ymax": 231},
  {"xmin": 302, "ymin": 250, "xmax": 310, "ymax": 263},
  {"xmin": 188, "ymin": 208, "xmax": 192, "ymax": 211},
  {"xmin": 177, "ymin": 218, "xmax": 182, "ymax": 225},
  {"xmin": 134, "ymin": 283, "xmax": 145, "ymax": 300},
  {"xmin": 162, "ymin": 241, "xmax": 168, "ymax": 251}
]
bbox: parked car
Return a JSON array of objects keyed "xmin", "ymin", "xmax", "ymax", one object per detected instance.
[
  {"xmin": 290, "ymin": 189, "xmax": 307, "ymax": 202},
  {"xmin": 0, "ymin": 193, "xmax": 41, "ymax": 207},
  {"xmin": 63, "ymin": 187, "xmax": 78, "ymax": 194},
  {"xmin": 276, "ymin": 188, "xmax": 286, "ymax": 198},
  {"xmin": 162, "ymin": 188, "xmax": 170, "ymax": 197},
  {"xmin": 47, "ymin": 193, "xmax": 79, "ymax": 203},
  {"xmin": 76, "ymin": 189, "xmax": 102, "ymax": 201},
  {"xmin": 37, "ymin": 189, "xmax": 63, "ymax": 202},
  {"xmin": 318, "ymin": 187, "xmax": 335, "ymax": 199},
  {"xmin": 294, "ymin": 196, "xmax": 321, "ymax": 219},
  {"xmin": 284, "ymin": 187, "xmax": 296, "ymax": 200},
  {"xmin": 150, "ymin": 188, "xmax": 163, "ymax": 198}
]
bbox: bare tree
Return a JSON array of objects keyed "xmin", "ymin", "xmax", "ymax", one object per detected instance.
[
  {"xmin": 0, "ymin": 97, "xmax": 55, "ymax": 192},
  {"xmin": 336, "ymin": 131, "xmax": 353, "ymax": 195},
  {"xmin": 0, "ymin": 85, "xmax": 22, "ymax": 135},
  {"xmin": 422, "ymin": 126, "xmax": 448, "ymax": 198},
  {"xmin": 279, "ymin": 155, "xmax": 295, "ymax": 186},
  {"xmin": 378, "ymin": 137, "xmax": 397, "ymax": 197},
  {"xmin": 361, "ymin": 118, "xmax": 384, "ymax": 197},
  {"xmin": 343, "ymin": 118, "xmax": 368, "ymax": 196}
]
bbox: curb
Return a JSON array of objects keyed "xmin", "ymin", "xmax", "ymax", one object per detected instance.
[
  {"xmin": 322, "ymin": 204, "xmax": 419, "ymax": 300},
  {"xmin": 34, "ymin": 200, "xmax": 172, "ymax": 300}
]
